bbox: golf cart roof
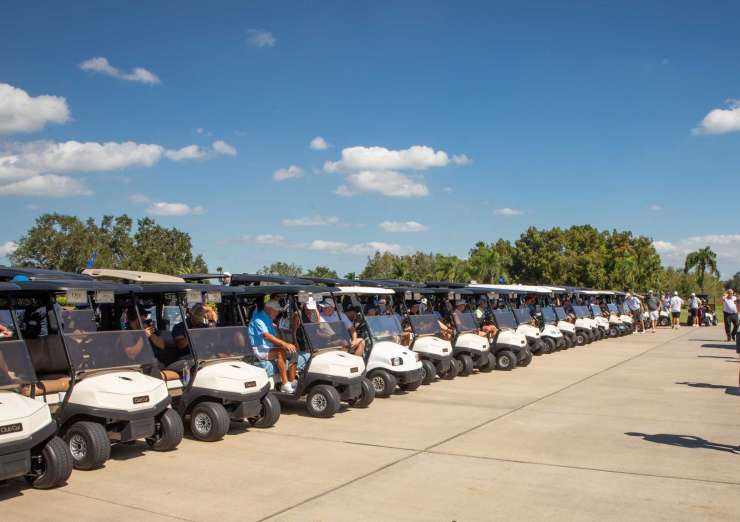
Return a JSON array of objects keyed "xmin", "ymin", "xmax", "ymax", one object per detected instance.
[
  {"xmin": 230, "ymin": 273, "xmax": 313, "ymax": 286},
  {"xmin": 333, "ymin": 286, "xmax": 396, "ymax": 295},
  {"xmin": 0, "ymin": 282, "xmax": 21, "ymax": 292},
  {"xmin": 298, "ymin": 276, "xmax": 360, "ymax": 287},
  {"xmin": 0, "ymin": 266, "xmax": 93, "ymax": 282},
  {"xmin": 181, "ymin": 273, "xmax": 229, "ymax": 282},
  {"xmin": 12, "ymin": 279, "xmax": 138, "ymax": 293},
  {"xmin": 425, "ymin": 281, "xmax": 468, "ymax": 288},
  {"xmin": 82, "ymin": 268, "xmax": 185, "ymax": 283},
  {"xmin": 390, "ymin": 286, "xmax": 438, "ymax": 296},
  {"xmin": 425, "ymin": 287, "xmax": 477, "ymax": 296},
  {"xmin": 236, "ymin": 284, "xmax": 330, "ymax": 297},
  {"xmin": 131, "ymin": 282, "xmax": 238, "ymax": 295},
  {"xmin": 366, "ymin": 279, "xmax": 420, "ymax": 288},
  {"xmin": 470, "ymin": 283, "xmax": 554, "ymax": 295}
]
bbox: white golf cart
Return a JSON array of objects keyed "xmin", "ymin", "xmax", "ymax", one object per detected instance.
[
  {"xmin": 12, "ymin": 277, "xmax": 182, "ymax": 470},
  {"xmin": 1, "ymin": 282, "xmax": 73, "ymax": 489},
  {"xmin": 238, "ymin": 285, "xmax": 374, "ymax": 418}
]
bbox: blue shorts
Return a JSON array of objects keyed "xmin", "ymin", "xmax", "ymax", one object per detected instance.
[{"xmin": 253, "ymin": 352, "xmax": 310, "ymax": 382}]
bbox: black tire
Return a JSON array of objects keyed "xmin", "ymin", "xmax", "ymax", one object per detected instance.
[
  {"xmin": 147, "ymin": 408, "xmax": 184, "ymax": 450},
  {"xmin": 543, "ymin": 337, "xmax": 557, "ymax": 354},
  {"xmin": 608, "ymin": 326, "xmax": 619, "ymax": 338},
  {"xmin": 496, "ymin": 350, "xmax": 517, "ymax": 371},
  {"xmin": 478, "ymin": 352, "xmax": 496, "ymax": 372},
  {"xmin": 64, "ymin": 421, "xmax": 110, "ymax": 471},
  {"xmin": 26, "ymin": 436, "xmax": 73, "ymax": 489},
  {"xmin": 420, "ymin": 359, "xmax": 437, "ymax": 384},
  {"xmin": 249, "ymin": 393, "xmax": 281, "ymax": 428},
  {"xmin": 306, "ymin": 384, "xmax": 341, "ymax": 418},
  {"xmin": 348, "ymin": 377, "xmax": 375, "ymax": 407},
  {"xmin": 575, "ymin": 331, "xmax": 587, "ymax": 346},
  {"xmin": 368, "ymin": 369, "xmax": 397, "ymax": 397},
  {"xmin": 440, "ymin": 359, "xmax": 458, "ymax": 380},
  {"xmin": 555, "ymin": 337, "xmax": 565, "ymax": 350},
  {"xmin": 399, "ymin": 378, "xmax": 422, "ymax": 392},
  {"xmin": 457, "ymin": 354, "xmax": 474, "ymax": 376},
  {"xmin": 517, "ymin": 349, "xmax": 533, "ymax": 367},
  {"xmin": 188, "ymin": 402, "xmax": 230, "ymax": 442}
]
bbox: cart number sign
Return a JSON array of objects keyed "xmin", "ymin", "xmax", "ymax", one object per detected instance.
[
  {"xmin": 447, "ymin": 292, "xmax": 455, "ymax": 300},
  {"xmin": 186, "ymin": 289, "xmax": 202, "ymax": 306},
  {"xmin": 413, "ymin": 292, "xmax": 422, "ymax": 300},
  {"xmin": 297, "ymin": 292, "xmax": 309, "ymax": 304},
  {"xmin": 455, "ymin": 293, "xmax": 462, "ymax": 300},
  {"xmin": 206, "ymin": 291, "xmax": 222, "ymax": 304},
  {"xmin": 94, "ymin": 290, "xmax": 114, "ymax": 304},
  {"xmin": 65, "ymin": 289, "xmax": 88, "ymax": 305},
  {"xmin": 404, "ymin": 291, "xmax": 412, "ymax": 300},
  {"xmin": 487, "ymin": 292, "xmax": 498, "ymax": 299}
]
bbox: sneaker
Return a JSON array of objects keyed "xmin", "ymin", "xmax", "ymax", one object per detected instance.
[{"xmin": 281, "ymin": 382, "xmax": 295, "ymax": 394}]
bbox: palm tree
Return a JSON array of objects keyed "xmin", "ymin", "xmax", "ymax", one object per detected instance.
[{"xmin": 684, "ymin": 247, "xmax": 719, "ymax": 294}]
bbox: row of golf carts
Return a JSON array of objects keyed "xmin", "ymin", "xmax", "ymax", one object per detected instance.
[{"xmin": 0, "ymin": 267, "xmax": 637, "ymax": 489}]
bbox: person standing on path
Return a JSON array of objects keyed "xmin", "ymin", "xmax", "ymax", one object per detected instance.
[
  {"xmin": 722, "ymin": 289, "xmax": 739, "ymax": 342},
  {"xmin": 669, "ymin": 291, "xmax": 683, "ymax": 329},
  {"xmin": 626, "ymin": 292, "xmax": 645, "ymax": 333},
  {"xmin": 645, "ymin": 291, "xmax": 659, "ymax": 333},
  {"xmin": 688, "ymin": 293, "xmax": 701, "ymax": 327}
]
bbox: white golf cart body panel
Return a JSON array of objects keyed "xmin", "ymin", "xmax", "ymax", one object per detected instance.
[
  {"xmin": 308, "ymin": 351, "xmax": 365, "ymax": 379},
  {"xmin": 68, "ymin": 370, "xmax": 169, "ymax": 411},
  {"xmin": 192, "ymin": 360, "xmax": 269, "ymax": 396},
  {"xmin": 620, "ymin": 314, "xmax": 633, "ymax": 325},
  {"xmin": 541, "ymin": 324, "xmax": 563, "ymax": 338},
  {"xmin": 609, "ymin": 314, "xmax": 623, "ymax": 325},
  {"xmin": 455, "ymin": 332, "xmax": 489, "ymax": 352},
  {"xmin": 594, "ymin": 316, "xmax": 609, "ymax": 329},
  {"xmin": 0, "ymin": 390, "xmax": 53, "ymax": 445},
  {"xmin": 557, "ymin": 321, "xmax": 576, "ymax": 333},
  {"xmin": 496, "ymin": 330, "xmax": 527, "ymax": 348},
  {"xmin": 366, "ymin": 340, "xmax": 421, "ymax": 373},
  {"xmin": 516, "ymin": 324, "xmax": 540, "ymax": 339},
  {"xmin": 574, "ymin": 318, "xmax": 592, "ymax": 330},
  {"xmin": 412, "ymin": 335, "xmax": 453, "ymax": 357}
]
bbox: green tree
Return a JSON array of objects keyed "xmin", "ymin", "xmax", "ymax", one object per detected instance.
[
  {"xmin": 468, "ymin": 241, "xmax": 504, "ymax": 283},
  {"xmin": 256, "ymin": 262, "xmax": 304, "ymax": 277},
  {"xmin": 305, "ymin": 265, "xmax": 339, "ymax": 278},
  {"xmin": 684, "ymin": 247, "xmax": 719, "ymax": 294},
  {"xmin": 724, "ymin": 272, "xmax": 740, "ymax": 291}
]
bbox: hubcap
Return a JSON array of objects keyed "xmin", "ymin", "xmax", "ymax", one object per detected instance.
[
  {"xmin": 372, "ymin": 375, "xmax": 385, "ymax": 392},
  {"xmin": 311, "ymin": 393, "xmax": 328, "ymax": 411},
  {"xmin": 69, "ymin": 434, "xmax": 87, "ymax": 460},
  {"xmin": 499, "ymin": 355, "xmax": 510, "ymax": 367},
  {"xmin": 193, "ymin": 412, "xmax": 212, "ymax": 435}
]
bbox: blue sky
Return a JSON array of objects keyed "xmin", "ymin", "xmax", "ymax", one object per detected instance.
[{"xmin": 1, "ymin": 0, "xmax": 739, "ymax": 276}]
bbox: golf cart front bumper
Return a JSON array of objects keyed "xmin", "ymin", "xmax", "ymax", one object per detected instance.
[
  {"xmin": 0, "ymin": 420, "xmax": 56, "ymax": 481},
  {"xmin": 184, "ymin": 383, "xmax": 270, "ymax": 420},
  {"xmin": 423, "ymin": 353, "xmax": 453, "ymax": 374},
  {"xmin": 393, "ymin": 367, "xmax": 424, "ymax": 385}
]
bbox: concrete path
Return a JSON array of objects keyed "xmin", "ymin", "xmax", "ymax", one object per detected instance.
[{"xmin": 3, "ymin": 326, "xmax": 739, "ymax": 521}]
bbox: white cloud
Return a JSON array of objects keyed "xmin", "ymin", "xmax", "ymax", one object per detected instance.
[
  {"xmin": 247, "ymin": 29, "xmax": 276, "ymax": 48},
  {"xmin": 692, "ymin": 99, "xmax": 740, "ymax": 135},
  {"xmin": 282, "ymin": 215, "xmax": 339, "ymax": 227},
  {"xmin": 307, "ymin": 240, "xmax": 409, "ymax": 256},
  {"xmin": 493, "ymin": 207, "xmax": 524, "ymax": 216},
  {"xmin": 212, "ymin": 140, "xmax": 237, "ymax": 156},
  {"xmin": 274, "ymin": 165, "xmax": 304, "ymax": 181},
  {"xmin": 165, "ymin": 145, "xmax": 205, "ymax": 161},
  {"xmin": 0, "ymin": 241, "xmax": 18, "ymax": 257},
  {"xmin": 653, "ymin": 234, "xmax": 740, "ymax": 276},
  {"xmin": 648, "ymin": 204, "xmax": 662, "ymax": 211},
  {"xmin": 310, "ymin": 136, "xmax": 330, "ymax": 150},
  {"xmin": 380, "ymin": 220, "xmax": 429, "ymax": 233},
  {"xmin": 128, "ymin": 193, "xmax": 151, "ymax": 204},
  {"xmin": 338, "ymin": 170, "xmax": 429, "ymax": 198},
  {"xmin": 79, "ymin": 57, "xmax": 160, "ymax": 85},
  {"xmin": 325, "ymin": 145, "xmax": 452, "ymax": 173},
  {"xmin": 8, "ymin": 141, "xmax": 165, "ymax": 172},
  {"xmin": 0, "ymin": 174, "xmax": 92, "ymax": 197},
  {"xmin": 147, "ymin": 202, "xmax": 206, "ymax": 216},
  {"xmin": 0, "ymin": 83, "xmax": 70, "ymax": 135},
  {"xmin": 196, "ymin": 128, "xmax": 204, "ymax": 135},
  {"xmin": 452, "ymin": 154, "xmax": 472, "ymax": 165},
  {"xmin": 255, "ymin": 234, "xmax": 285, "ymax": 245}
]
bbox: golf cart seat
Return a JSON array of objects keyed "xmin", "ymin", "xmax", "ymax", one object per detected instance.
[
  {"xmin": 159, "ymin": 369, "xmax": 181, "ymax": 381},
  {"xmin": 21, "ymin": 375, "xmax": 71, "ymax": 396}
]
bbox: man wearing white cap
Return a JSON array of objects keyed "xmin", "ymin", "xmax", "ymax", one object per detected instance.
[
  {"xmin": 669, "ymin": 291, "xmax": 683, "ymax": 329},
  {"xmin": 688, "ymin": 292, "xmax": 701, "ymax": 327},
  {"xmin": 248, "ymin": 299, "xmax": 298, "ymax": 393},
  {"xmin": 222, "ymin": 272, "xmax": 232, "ymax": 286},
  {"xmin": 722, "ymin": 289, "xmax": 738, "ymax": 342}
]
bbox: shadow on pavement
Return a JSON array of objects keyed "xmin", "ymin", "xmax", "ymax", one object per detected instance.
[
  {"xmin": 626, "ymin": 432, "xmax": 739, "ymax": 453},
  {"xmin": 676, "ymin": 381, "xmax": 740, "ymax": 396},
  {"xmin": 697, "ymin": 355, "xmax": 737, "ymax": 360},
  {"xmin": 701, "ymin": 343, "xmax": 737, "ymax": 350}
]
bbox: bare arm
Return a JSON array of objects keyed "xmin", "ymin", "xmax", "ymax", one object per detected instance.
[{"xmin": 263, "ymin": 332, "xmax": 296, "ymax": 353}]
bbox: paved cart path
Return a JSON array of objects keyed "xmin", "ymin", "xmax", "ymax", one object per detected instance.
[{"xmin": 3, "ymin": 327, "xmax": 739, "ymax": 521}]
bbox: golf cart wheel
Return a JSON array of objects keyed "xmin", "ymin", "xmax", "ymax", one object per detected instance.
[
  {"xmin": 608, "ymin": 326, "xmax": 619, "ymax": 338},
  {"xmin": 517, "ymin": 349, "xmax": 533, "ymax": 367},
  {"xmin": 575, "ymin": 332, "xmax": 586, "ymax": 346},
  {"xmin": 658, "ymin": 317, "xmax": 670, "ymax": 327},
  {"xmin": 563, "ymin": 334, "xmax": 573, "ymax": 348},
  {"xmin": 399, "ymin": 378, "xmax": 422, "ymax": 391},
  {"xmin": 555, "ymin": 338, "xmax": 565, "ymax": 350},
  {"xmin": 147, "ymin": 408, "xmax": 184, "ymax": 450},
  {"xmin": 420, "ymin": 360, "xmax": 437, "ymax": 384},
  {"xmin": 496, "ymin": 350, "xmax": 517, "ymax": 371},
  {"xmin": 250, "ymin": 393, "xmax": 282, "ymax": 428},
  {"xmin": 189, "ymin": 402, "xmax": 230, "ymax": 442},
  {"xmin": 457, "ymin": 354, "xmax": 474, "ymax": 376},
  {"xmin": 348, "ymin": 377, "xmax": 375, "ymax": 408},
  {"xmin": 478, "ymin": 352, "xmax": 496, "ymax": 373},
  {"xmin": 440, "ymin": 359, "xmax": 458, "ymax": 380},
  {"xmin": 369, "ymin": 369, "xmax": 397, "ymax": 397},
  {"xmin": 65, "ymin": 421, "xmax": 110, "ymax": 471},
  {"xmin": 26, "ymin": 436, "xmax": 73, "ymax": 489},
  {"xmin": 306, "ymin": 384, "xmax": 341, "ymax": 418},
  {"xmin": 543, "ymin": 338, "xmax": 557, "ymax": 354}
]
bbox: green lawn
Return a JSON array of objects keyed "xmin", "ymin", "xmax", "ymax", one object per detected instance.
[{"xmin": 679, "ymin": 308, "xmax": 723, "ymax": 324}]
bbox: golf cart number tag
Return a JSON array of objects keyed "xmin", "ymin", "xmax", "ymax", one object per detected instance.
[
  {"xmin": 404, "ymin": 291, "xmax": 413, "ymax": 300},
  {"xmin": 413, "ymin": 293, "xmax": 422, "ymax": 300},
  {"xmin": 297, "ymin": 291, "xmax": 309, "ymax": 304},
  {"xmin": 448, "ymin": 292, "xmax": 455, "ymax": 300},
  {"xmin": 133, "ymin": 395, "xmax": 149, "ymax": 404},
  {"xmin": 206, "ymin": 291, "xmax": 222, "ymax": 304},
  {"xmin": 186, "ymin": 290, "xmax": 202, "ymax": 306},
  {"xmin": 94, "ymin": 290, "xmax": 114, "ymax": 304},
  {"xmin": 0, "ymin": 422, "xmax": 22, "ymax": 434},
  {"xmin": 455, "ymin": 293, "xmax": 462, "ymax": 300},
  {"xmin": 487, "ymin": 292, "xmax": 497, "ymax": 299},
  {"xmin": 66, "ymin": 289, "xmax": 88, "ymax": 305}
]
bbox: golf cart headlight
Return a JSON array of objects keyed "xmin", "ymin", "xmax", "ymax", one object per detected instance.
[{"xmin": 390, "ymin": 357, "xmax": 403, "ymax": 366}]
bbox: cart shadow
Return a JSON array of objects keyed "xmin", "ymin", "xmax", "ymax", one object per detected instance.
[
  {"xmin": 700, "ymin": 343, "xmax": 737, "ymax": 350},
  {"xmin": 276, "ymin": 399, "xmax": 351, "ymax": 418},
  {"xmin": 697, "ymin": 355, "xmax": 737, "ymax": 360},
  {"xmin": 625, "ymin": 432, "xmax": 739, "ymax": 454},
  {"xmin": 0, "ymin": 481, "xmax": 28, "ymax": 500},
  {"xmin": 109, "ymin": 441, "xmax": 149, "ymax": 461},
  {"xmin": 675, "ymin": 381, "xmax": 740, "ymax": 395}
]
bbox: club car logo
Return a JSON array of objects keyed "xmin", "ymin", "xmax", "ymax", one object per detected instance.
[
  {"xmin": 133, "ymin": 395, "xmax": 150, "ymax": 404},
  {"xmin": 0, "ymin": 423, "xmax": 23, "ymax": 435},
  {"xmin": 244, "ymin": 381, "xmax": 257, "ymax": 388},
  {"xmin": 350, "ymin": 367, "xmax": 359, "ymax": 373}
]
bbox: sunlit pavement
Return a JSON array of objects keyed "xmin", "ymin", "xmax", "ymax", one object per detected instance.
[{"xmin": 3, "ymin": 326, "xmax": 739, "ymax": 521}]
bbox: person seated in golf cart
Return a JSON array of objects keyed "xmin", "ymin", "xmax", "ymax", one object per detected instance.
[
  {"xmin": 248, "ymin": 299, "xmax": 300, "ymax": 393},
  {"xmin": 120, "ymin": 307, "xmax": 166, "ymax": 363},
  {"xmin": 339, "ymin": 303, "xmax": 366, "ymax": 358},
  {"xmin": 452, "ymin": 300, "xmax": 492, "ymax": 339},
  {"xmin": 172, "ymin": 303, "xmax": 207, "ymax": 351}
]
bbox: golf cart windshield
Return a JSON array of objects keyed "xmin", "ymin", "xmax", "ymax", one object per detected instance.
[
  {"xmin": 408, "ymin": 314, "xmax": 442, "ymax": 336},
  {"xmin": 59, "ymin": 307, "xmax": 158, "ymax": 371},
  {"xmin": 514, "ymin": 307, "xmax": 534, "ymax": 325},
  {"xmin": 607, "ymin": 304, "xmax": 619, "ymax": 314},
  {"xmin": 452, "ymin": 311, "xmax": 479, "ymax": 333},
  {"xmin": 573, "ymin": 306, "xmax": 587, "ymax": 318},
  {"xmin": 555, "ymin": 307, "xmax": 568, "ymax": 320},
  {"xmin": 542, "ymin": 307, "xmax": 557, "ymax": 323},
  {"xmin": 493, "ymin": 310, "xmax": 517, "ymax": 329},
  {"xmin": 365, "ymin": 315, "xmax": 403, "ymax": 340},
  {"xmin": 302, "ymin": 321, "xmax": 352, "ymax": 351},
  {"xmin": 0, "ymin": 340, "xmax": 37, "ymax": 388},
  {"xmin": 187, "ymin": 326, "xmax": 252, "ymax": 360},
  {"xmin": 590, "ymin": 304, "xmax": 603, "ymax": 316}
]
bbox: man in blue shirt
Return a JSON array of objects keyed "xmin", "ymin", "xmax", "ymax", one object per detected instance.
[
  {"xmin": 626, "ymin": 293, "xmax": 645, "ymax": 333},
  {"xmin": 248, "ymin": 300, "xmax": 298, "ymax": 393}
]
